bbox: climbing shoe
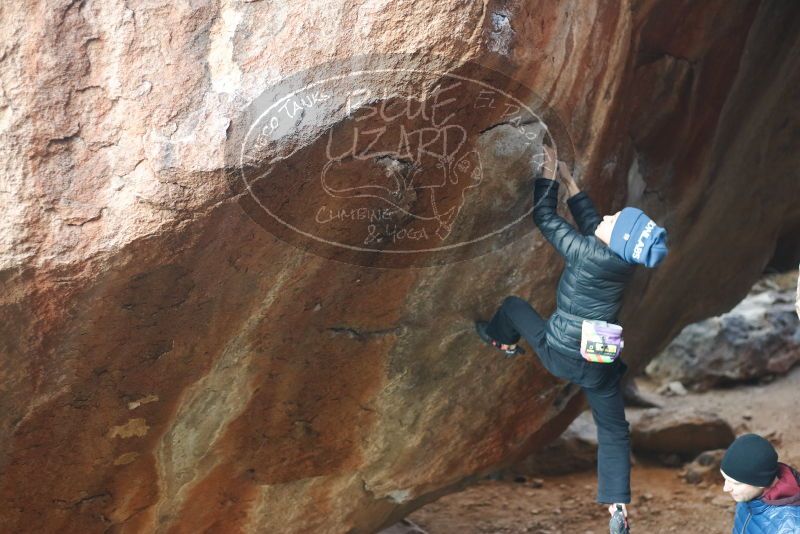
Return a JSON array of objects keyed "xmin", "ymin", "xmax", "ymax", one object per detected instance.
[
  {"xmin": 609, "ymin": 504, "xmax": 630, "ymax": 534},
  {"xmin": 475, "ymin": 321, "xmax": 525, "ymax": 357}
]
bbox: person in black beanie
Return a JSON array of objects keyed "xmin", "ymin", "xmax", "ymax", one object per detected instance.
[{"xmin": 720, "ymin": 433, "xmax": 800, "ymax": 533}]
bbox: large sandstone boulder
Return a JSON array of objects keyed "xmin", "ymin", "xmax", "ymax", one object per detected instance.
[
  {"xmin": 646, "ymin": 271, "xmax": 800, "ymax": 391},
  {"xmin": 1, "ymin": 1, "xmax": 799, "ymax": 533}
]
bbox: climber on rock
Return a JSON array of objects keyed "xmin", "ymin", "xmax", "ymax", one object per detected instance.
[{"xmin": 475, "ymin": 144, "xmax": 669, "ymax": 521}]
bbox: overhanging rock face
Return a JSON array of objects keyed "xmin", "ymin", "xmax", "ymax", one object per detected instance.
[{"xmin": 1, "ymin": 1, "xmax": 798, "ymax": 533}]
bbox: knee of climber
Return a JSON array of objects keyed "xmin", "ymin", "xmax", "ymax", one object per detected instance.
[
  {"xmin": 592, "ymin": 411, "xmax": 630, "ymax": 439},
  {"xmin": 605, "ymin": 427, "xmax": 631, "ymax": 443}
]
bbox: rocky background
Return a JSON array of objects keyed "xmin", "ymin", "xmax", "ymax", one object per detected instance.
[
  {"xmin": 1, "ymin": 1, "xmax": 799, "ymax": 533},
  {"xmin": 646, "ymin": 271, "xmax": 800, "ymax": 391}
]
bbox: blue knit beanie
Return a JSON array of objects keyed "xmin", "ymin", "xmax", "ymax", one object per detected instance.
[{"xmin": 609, "ymin": 207, "xmax": 668, "ymax": 267}]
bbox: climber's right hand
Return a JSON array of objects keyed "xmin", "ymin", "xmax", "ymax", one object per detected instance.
[
  {"xmin": 536, "ymin": 145, "xmax": 557, "ymax": 180},
  {"xmin": 557, "ymin": 160, "xmax": 581, "ymax": 197}
]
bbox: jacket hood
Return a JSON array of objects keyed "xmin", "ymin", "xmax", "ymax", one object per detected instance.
[{"xmin": 762, "ymin": 463, "xmax": 800, "ymax": 506}]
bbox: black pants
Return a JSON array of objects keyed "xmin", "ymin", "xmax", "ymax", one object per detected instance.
[{"xmin": 486, "ymin": 296, "xmax": 631, "ymax": 504}]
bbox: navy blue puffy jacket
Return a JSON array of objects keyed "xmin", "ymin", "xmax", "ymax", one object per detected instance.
[{"xmin": 532, "ymin": 178, "xmax": 635, "ymax": 357}]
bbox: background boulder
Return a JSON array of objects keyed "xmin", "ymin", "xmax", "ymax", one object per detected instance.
[{"xmin": 646, "ymin": 271, "xmax": 800, "ymax": 391}]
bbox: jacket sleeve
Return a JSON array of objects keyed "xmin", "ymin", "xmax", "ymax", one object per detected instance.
[
  {"xmin": 567, "ymin": 191, "xmax": 602, "ymax": 235},
  {"xmin": 533, "ymin": 177, "xmax": 588, "ymax": 264}
]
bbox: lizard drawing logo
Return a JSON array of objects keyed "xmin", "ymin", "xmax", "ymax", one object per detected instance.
[
  {"xmin": 320, "ymin": 120, "xmax": 483, "ymax": 240},
  {"xmin": 228, "ymin": 54, "xmax": 574, "ymax": 267}
]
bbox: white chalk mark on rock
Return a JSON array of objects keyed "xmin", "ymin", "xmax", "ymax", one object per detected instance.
[{"xmin": 208, "ymin": 4, "xmax": 243, "ymax": 94}]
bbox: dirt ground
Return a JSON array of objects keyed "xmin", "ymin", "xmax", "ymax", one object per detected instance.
[{"xmin": 404, "ymin": 365, "xmax": 800, "ymax": 534}]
